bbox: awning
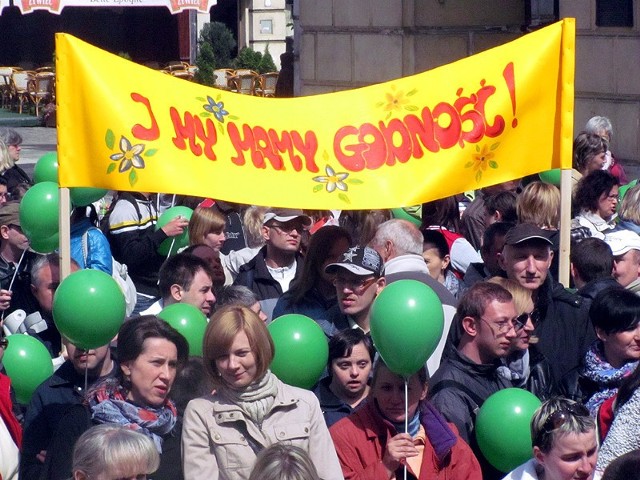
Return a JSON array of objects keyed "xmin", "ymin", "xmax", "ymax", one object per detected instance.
[{"xmin": 5, "ymin": 0, "xmax": 216, "ymax": 14}]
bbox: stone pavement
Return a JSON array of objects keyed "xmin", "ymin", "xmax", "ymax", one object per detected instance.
[{"xmin": 12, "ymin": 126, "xmax": 57, "ymax": 178}]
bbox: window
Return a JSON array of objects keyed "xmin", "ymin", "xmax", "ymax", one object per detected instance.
[
  {"xmin": 596, "ymin": 0, "xmax": 633, "ymax": 27},
  {"xmin": 260, "ymin": 19, "xmax": 273, "ymax": 34}
]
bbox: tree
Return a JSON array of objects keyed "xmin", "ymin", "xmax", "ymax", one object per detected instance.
[
  {"xmin": 193, "ymin": 42, "xmax": 216, "ymax": 86},
  {"xmin": 258, "ymin": 45, "xmax": 277, "ymax": 73},
  {"xmin": 199, "ymin": 22, "xmax": 236, "ymax": 68}
]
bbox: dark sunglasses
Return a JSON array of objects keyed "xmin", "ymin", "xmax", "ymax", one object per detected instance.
[
  {"xmin": 533, "ymin": 403, "xmax": 590, "ymax": 446},
  {"xmin": 514, "ymin": 309, "xmax": 541, "ymax": 332}
]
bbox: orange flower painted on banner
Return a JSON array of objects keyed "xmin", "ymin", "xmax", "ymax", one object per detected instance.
[
  {"xmin": 465, "ymin": 143, "xmax": 500, "ymax": 182},
  {"xmin": 105, "ymin": 129, "xmax": 157, "ymax": 187},
  {"xmin": 376, "ymin": 85, "xmax": 419, "ymax": 120}
]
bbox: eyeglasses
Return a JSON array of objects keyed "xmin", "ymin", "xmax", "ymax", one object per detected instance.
[
  {"xmin": 334, "ymin": 276, "xmax": 377, "ymax": 292},
  {"xmin": 513, "ymin": 309, "xmax": 541, "ymax": 331},
  {"xmin": 477, "ymin": 316, "xmax": 518, "ymax": 334},
  {"xmin": 267, "ymin": 222, "xmax": 306, "ymax": 234},
  {"xmin": 533, "ymin": 403, "xmax": 590, "ymax": 446}
]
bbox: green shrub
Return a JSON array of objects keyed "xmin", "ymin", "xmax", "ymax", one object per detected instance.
[
  {"xmin": 194, "ymin": 42, "xmax": 216, "ymax": 86},
  {"xmin": 199, "ymin": 22, "xmax": 236, "ymax": 68}
]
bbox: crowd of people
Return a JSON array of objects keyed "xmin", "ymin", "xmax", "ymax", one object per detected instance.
[{"xmin": 0, "ymin": 115, "xmax": 639, "ymax": 480}]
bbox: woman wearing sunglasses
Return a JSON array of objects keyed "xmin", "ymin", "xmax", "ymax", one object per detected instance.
[
  {"xmin": 561, "ymin": 287, "xmax": 640, "ymax": 415},
  {"xmin": 488, "ymin": 277, "xmax": 553, "ymax": 401},
  {"xmin": 503, "ymin": 397, "xmax": 597, "ymax": 480}
]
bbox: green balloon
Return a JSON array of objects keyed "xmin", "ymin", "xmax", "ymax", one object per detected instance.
[
  {"xmin": 3, "ymin": 334, "xmax": 54, "ymax": 404},
  {"xmin": 370, "ymin": 280, "xmax": 444, "ymax": 377},
  {"xmin": 33, "ymin": 152, "xmax": 59, "ymax": 184},
  {"xmin": 618, "ymin": 179, "xmax": 638, "ymax": 203},
  {"xmin": 158, "ymin": 303, "xmax": 207, "ymax": 356},
  {"xmin": 475, "ymin": 388, "xmax": 542, "ymax": 473},
  {"xmin": 391, "ymin": 207, "xmax": 422, "ymax": 226},
  {"xmin": 538, "ymin": 169, "xmax": 561, "ymax": 186},
  {"xmin": 268, "ymin": 314, "xmax": 328, "ymax": 389},
  {"xmin": 70, "ymin": 187, "xmax": 108, "ymax": 207},
  {"xmin": 19, "ymin": 181, "xmax": 60, "ymax": 237},
  {"xmin": 156, "ymin": 206, "xmax": 193, "ymax": 256},
  {"xmin": 53, "ymin": 269, "xmax": 125, "ymax": 350},
  {"xmin": 29, "ymin": 232, "xmax": 59, "ymax": 254}
]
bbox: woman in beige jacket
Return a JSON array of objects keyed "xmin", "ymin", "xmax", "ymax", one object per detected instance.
[{"xmin": 182, "ymin": 305, "xmax": 344, "ymax": 480}]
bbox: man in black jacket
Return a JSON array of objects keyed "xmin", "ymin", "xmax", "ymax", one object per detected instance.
[
  {"xmin": 499, "ymin": 223, "xmax": 595, "ymax": 388},
  {"xmin": 234, "ymin": 208, "xmax": 310, "ymax": 321},
  {"xmin": 20, "ymin": 338, "xmax": 115, "ymax": 479},
  {"xmin": 430, "ymin": 281, "xmax": 517, "ymax": 480}
]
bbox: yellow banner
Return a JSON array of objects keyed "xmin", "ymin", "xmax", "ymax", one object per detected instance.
[{"xmin": 56, "ymin": 19, "xmax": 575, "ymax": 210}]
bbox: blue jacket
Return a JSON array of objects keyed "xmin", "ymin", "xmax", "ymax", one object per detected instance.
[
  {"xmin": 273, "ymin": 286, "xmax": 337, "ymax": 323},
  {"xmin": 70, "ymin": 219, "xmax": 113, "ymax": 275}
]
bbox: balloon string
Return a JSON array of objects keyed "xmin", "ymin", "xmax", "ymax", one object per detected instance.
[
  {"xmin": 166, "ymin": 238, "xmax": 176, "ymax": 260},
  {"xmin": 83, "ymin": 352, "xmax": 89, "ymax": 393},
  {"xmin": 404, "ymin": 377, "xmax": 408, "ymax": 480},
  {"xmin": 2, "ymin": 249, "xmax": 27, "ymax": 321}
]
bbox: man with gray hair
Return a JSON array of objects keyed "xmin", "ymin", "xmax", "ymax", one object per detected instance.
[
  {"xmin": 370, "ymin": 218, "xmax": 457, "ymax": 374},
  {"xmin": 216, "ymin": 285, "xmax": 267, "ymax": 322}
]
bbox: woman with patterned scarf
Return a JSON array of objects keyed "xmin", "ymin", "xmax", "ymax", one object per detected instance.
[
  {"xmin": 560, "ymin": 287, "xmax": 640, "ymax": 416},
  {"xmin": 41, "ymin": 315, "xmax": 189, "ymax": 480},
  {"xmin": 182, "ymin": 305, "xmax": 343, "ymax": 480}
]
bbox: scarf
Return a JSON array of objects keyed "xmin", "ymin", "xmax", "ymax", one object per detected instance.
[
  {"xmin": 220, "ymin": 370, "xmax": 278, "ymax": 426},
  {"xmin": 582, "ymin": 340, "xmax": 638, "ymax": 416},
  {"xmin": 375, "ymin": 399, "xmax": 422, "ymax": 437},
  {"xmin": 497, "ymin": 349, "xmax": 531, "ymax": 387},
  {"xmin": 88, "ymin": 378, "xmax": 177, "ymax": 453}
]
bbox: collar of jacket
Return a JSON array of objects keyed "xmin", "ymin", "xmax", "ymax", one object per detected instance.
[
  {"xmin": 357, "ymin": 400, "xmax": 457, "ymax": 467},
  {"xmin": 209, "ymin": 382, "xmax": 299, "ymax": 424}
]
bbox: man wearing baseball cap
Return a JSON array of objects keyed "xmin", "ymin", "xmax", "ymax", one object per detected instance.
[
  {"xmin": 604, "ymin": 228, "xmax": 640, "ymax": 292},
  {"xmin": 323, "ymin": 245, "xmax": 385, "ymax": 335},
  {"xmin": 499, "ymin": 223, "xmax": 595, "ymax": 389},
  {"xmin": 234, "ymin": 208, "xmax": 311, "ymax": 321},
  {"xmin": 0, "ymin": 201, "xmax": 38, "ymax": 315}
]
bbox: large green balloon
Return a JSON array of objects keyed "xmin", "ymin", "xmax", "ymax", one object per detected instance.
[
  {"xmin": 29, "ymin": 232, "xmax": 59, "ymax": 254},
  {"xmin": 370, "ymin": 279, "xmax": 444, "ymax": 377},
  {"xmin": 19, "ymin": 181, "xmax": 60, "ymax": 238},
  {"xmin": 33, "ymin": 152, "xmax": 59, "ymax": 184},
  {"xmin": 538, "ymin": 169, "xmax": 561, "ymax": 186},
  {"xmin": 476, "ymin": 388, "xmax": 542, "ymax": 473},
  {"xmin": 158, "ymin": 303, "xmax": 207, "ymax": 356},
  {"xmin": 156, "ymin": 206, "xmax": 193, "ymax": 256},
  {"xmin": 618, "ymin": 179, "xmax": 638, "ymax": 203},
  {"xmin": 70, "ymin": 187, "xmax": 108, "ymax": 207},
  {"xmin": 268, "ymin": 314, "xmax": 328, "ymax": 389},
  {"xmin": 3, "ymin": 334, "xmax": 54, "ymax": 404},
  {"xmin": 52, "ymin": 269, "xmax": 126, "ymax": 350}
]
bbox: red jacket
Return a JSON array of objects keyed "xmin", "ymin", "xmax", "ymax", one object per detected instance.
[
  {"xmin": 330, "ymin": 401, "xmax": 481, "ymax": 480},
  {"xmin": 0, "ymin": 373, "xmax": 21, "ymax": 448}
]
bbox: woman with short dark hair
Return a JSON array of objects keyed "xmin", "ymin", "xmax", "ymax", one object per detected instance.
[
  {"xmin": 573, "ymin": 170, "xmax": 619, "ymax": 239},
  {"xmin": 42, "ymin": 316, "xmax": 189, "ymax": 480},
  {"xmin": 561, "ymin": 287, "xmax": 640, "ymax": 414}
]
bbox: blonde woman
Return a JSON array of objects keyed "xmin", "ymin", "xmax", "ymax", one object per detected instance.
[
  {"xmin": 516, "ymin": 181, "xmax": 560, "ymax": 230},
  {"xmin": 182, "ymin": 306, "xmax": 343, "ymax": 480},
  {"xmin": 0, "ymin": 128, "xmax": 31, "ymax": 191},
  {"xmin": 72, "ymin": 424, "xmax": 160, "ymax": 480},
  {"xmin": 488, "ymin": 277, "xmax": 553, "ymax": 400}
]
